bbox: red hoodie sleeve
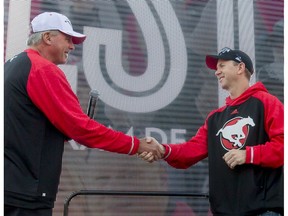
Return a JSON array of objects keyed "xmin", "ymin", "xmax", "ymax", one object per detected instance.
[
  {"xmin": 245, "ymin": 93, "xmax": 284, "ymax": 168},
  {"xmin": 27, "ymin": 62, "xmax": 139, "ymax": 155},
  {"xmin": 163, "ymin": 122, "xmax": 208, "ymax": 169}
]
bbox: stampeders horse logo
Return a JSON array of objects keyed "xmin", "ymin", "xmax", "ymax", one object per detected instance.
[{"xmin": 216, "ymin": 116, "xmax": 255, "ymax": 150}]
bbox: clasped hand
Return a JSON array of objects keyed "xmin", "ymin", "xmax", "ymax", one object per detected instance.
[
  {"xmin": 137, "ymin": 137, "xmax": 165, "ymax": 162},
  {"xmin": 223, "ymin": 149, "xmax": 246, "ymax": 169}
]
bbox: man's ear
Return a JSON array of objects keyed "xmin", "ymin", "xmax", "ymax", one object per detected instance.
[
  {"xmin": 237, "ymin": 62, "xmax": 246, "ymax": 75},
  {"xmin": 42, "ymin": 32, "xmax": 52, "ymax": 44}
]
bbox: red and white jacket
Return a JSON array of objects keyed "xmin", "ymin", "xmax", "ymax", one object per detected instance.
[
  {"xmin": 163, "ymin": 82, "xmax": 284, "ymax": 215},
  {"xmin": 4, "ymin": 49, "xmax": 139, "ymax": 208}
]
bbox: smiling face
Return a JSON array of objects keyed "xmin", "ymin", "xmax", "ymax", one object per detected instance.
[
  {"xmin": 42, "ymin": 31, "xmax": 75, "ymax": 64},
  {"xmin": 215, "ymin": 59, "xmax": 241, "ymax": 90}
]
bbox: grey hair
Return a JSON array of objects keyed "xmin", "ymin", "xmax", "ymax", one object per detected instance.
[
  {"xmin": 26, "ymin": 30, "xmax": 59, "ymax": 46},
  {"xmin": 26, "ymin": 32, "xmax": 42, "ymax": 46}
]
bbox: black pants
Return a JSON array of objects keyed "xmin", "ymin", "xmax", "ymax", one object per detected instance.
[{"xmin": 4, "ymin": 205, "xmax": 52, "ymax": 216}]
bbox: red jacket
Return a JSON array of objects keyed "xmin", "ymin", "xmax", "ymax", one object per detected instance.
[
  {"xmin": 4, "ymin": 49, "xmax": 139, "ymax": 208},
  {"xmin": 163, "ymin": 82, "xmax": 284, "ymax": 215}
]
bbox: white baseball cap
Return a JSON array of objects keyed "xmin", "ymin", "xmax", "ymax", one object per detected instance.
[{"xmin": 31, "ymin": 12, "xmax": 86, "ymax": 44}]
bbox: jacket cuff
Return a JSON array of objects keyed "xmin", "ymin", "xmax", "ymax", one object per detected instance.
[
  {"xmin": 246, "ymin": 146, "xmax": 255, "ymax": 164},
  {"xmin": 129, "ymin": 136, "xmax": 140, "ymax": 155},
  {"xmin": 162, "ymin": 144, "xmax": 171, "ymax": 160}
]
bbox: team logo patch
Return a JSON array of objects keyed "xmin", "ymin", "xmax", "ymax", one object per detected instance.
[{"xmin": 216, "ymin": 116, "xmax": 255, "ymax": 150}]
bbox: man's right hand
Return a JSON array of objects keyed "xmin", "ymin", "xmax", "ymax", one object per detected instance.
[{"xmin": 137, "ymin": 137, "xmax": 165, "ymax": 162}]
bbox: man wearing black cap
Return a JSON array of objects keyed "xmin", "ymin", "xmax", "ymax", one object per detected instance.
[
  {"xmin": 141, "ymin": 47, "xmax": 283, "ymax": 215},
  {"xmin": 4, "ymin": 12, "xmax": 163, "ymax": 216}
]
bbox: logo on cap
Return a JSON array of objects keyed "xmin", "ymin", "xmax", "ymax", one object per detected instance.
[
  {"xmin": 235, "ymin": 56, "xmax": 242, "ymax": 62},
  {"xmin": 219, "ymin": 47, "xmax": 231, "ymax": 55},
  {"xmin": 65, "ymin": 19, "xmax": 72, "ymax": 27}
]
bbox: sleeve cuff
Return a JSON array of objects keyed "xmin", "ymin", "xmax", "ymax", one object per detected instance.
[
  {"xmin": 162, "ymin": 144, "xmax": 171, "ymax": 160},
  {"xmin": 246, "ymin": 146, "xmax": 254, "ymax": 164},
  {"xmin": 129, "ymin": 136, "xmax": 139, "ymax": 155}
]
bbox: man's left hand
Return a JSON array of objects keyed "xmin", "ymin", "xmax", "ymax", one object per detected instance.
[{"xmin": 223, "ymin": 149, "xmax": 246, "ymax": 169}]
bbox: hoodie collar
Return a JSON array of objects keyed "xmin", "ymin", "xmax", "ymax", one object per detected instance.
[{"xmin": 225, "ymin": 82, "xmax": 268, "ymax": 106}]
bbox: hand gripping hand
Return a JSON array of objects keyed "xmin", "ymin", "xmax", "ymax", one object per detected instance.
[{"xmin": 137, "ymin": 137, "xmax": 165, "ymax": 163}]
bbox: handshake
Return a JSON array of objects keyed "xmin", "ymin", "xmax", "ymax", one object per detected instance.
[{"xmin": 137, "ymin": 137, "xmax": 165, "ymax": 162}]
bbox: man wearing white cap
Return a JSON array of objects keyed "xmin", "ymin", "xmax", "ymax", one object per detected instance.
[{"xmin": 4, "ymin": 12, "xmax": 163, "ymax": 216}]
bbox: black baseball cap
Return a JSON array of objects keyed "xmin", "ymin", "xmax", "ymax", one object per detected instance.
[{"xmin": 206, "ymin": 47, "xmax": 254, "ymax": 74}]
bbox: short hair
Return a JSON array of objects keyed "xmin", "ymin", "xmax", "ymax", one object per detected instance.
[
  {"xmin": 244, "ymin": 68, "xmax": 252, "ymax": 80},
  {"xmin": 26, "ymin": 30, "xmax": 59, "ymax": 46},
  {"xmin": 232, "ymin": 61, "xmax": 252, "ymax": 80},
  {"xmin": 26, "ymin": 32, "xmax": 42, "ymax": 46}
]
